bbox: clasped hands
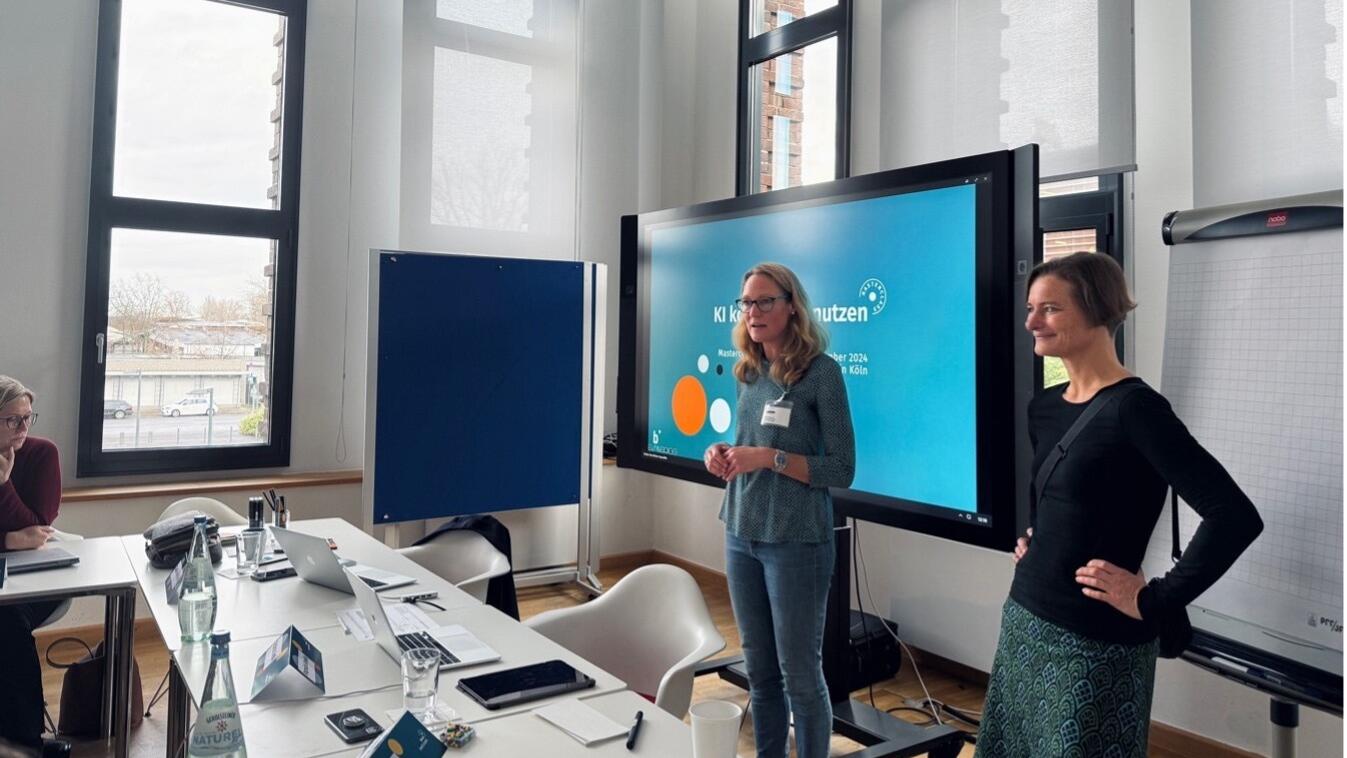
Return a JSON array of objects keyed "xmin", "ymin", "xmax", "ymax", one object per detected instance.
[
  {"xmin": 703, "ymin": 443, "xmax": 772, "ymax": 481},
  {"xmin": 1013, "ymin": 529, "xmax": 1146, "ymax": 621}
]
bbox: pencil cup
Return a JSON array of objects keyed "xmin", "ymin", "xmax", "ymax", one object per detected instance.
[{"xmin": 689, "ymin": 700, "xmax": 742, "ymax": 758}]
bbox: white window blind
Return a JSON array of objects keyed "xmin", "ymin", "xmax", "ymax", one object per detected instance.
[
  {"xmin": 401, "ymin": 0, "xmax": 579, "ymax": 260},
  {"xmin": 878, "ymin": 0, "xmax": 1135, "ymax": 180},
  {"xmin": 1191, "ymin": 0, "xmax": 1343, "ymax": 207}
]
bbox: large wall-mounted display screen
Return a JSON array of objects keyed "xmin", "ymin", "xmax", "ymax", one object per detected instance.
[{"xmin": 618, "ymin": 148, "xmax": 1039, "ymax": 549}]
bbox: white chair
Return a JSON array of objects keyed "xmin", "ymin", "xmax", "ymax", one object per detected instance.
[
  {"xmin": 398, "ymin": 530, "xmax": 511, "ymax": 603},
  {"xmin": 524, "ymin": 564, "xmax": 726, "ymax": 719},
  {"xmin": 157, "ymin": 496, "xmax": 247, "ymax": 526}
]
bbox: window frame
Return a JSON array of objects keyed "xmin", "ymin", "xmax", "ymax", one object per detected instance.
[
  {"xmin": 1036, "ymin": 173, "xmax": 1127, "ymax": 383},
  {"xmin": 77, "ymin": 0, "xmax": 307, "ymax": 477},
  {"xmin": 736, "ymin": 0, "xmax": 853, "ymax": 196}
]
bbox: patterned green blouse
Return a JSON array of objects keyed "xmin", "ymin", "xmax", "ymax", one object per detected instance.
[{"xmin": 719, "ymin": 354, "xmax": 856, "ymax": 543}]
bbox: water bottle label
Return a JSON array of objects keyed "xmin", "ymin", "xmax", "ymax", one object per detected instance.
[{"xmin": 188, "ymin": 700, "xmax": 246, "ymax": 756}]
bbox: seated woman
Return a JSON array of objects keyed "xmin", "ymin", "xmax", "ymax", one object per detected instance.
[{"xmin": 0, "ymin": 375, "xmax": 69, "ymax": 757}]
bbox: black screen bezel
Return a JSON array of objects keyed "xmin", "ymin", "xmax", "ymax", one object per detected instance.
[{"xmin": 617, "ymin": 148, "xmax": 1036, "ymax": 550}]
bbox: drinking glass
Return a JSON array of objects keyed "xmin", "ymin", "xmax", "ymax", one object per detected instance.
[
  {"xmin": 235, "ymin": 528, "xmax": 264, "ymax": 576},
  {"xmin": 400, "ymin": 648, "xmax": 441, "ymax": 725}
]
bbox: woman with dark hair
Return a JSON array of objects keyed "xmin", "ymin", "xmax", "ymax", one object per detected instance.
[
  {"xmin": 704, "ymin": 263, "xmax": 855, "ymax": 758},
  {"xmin": 0, "ymin": 375, "xmax": 70, "ymax": 757},
  {"xmin": 975, "ymin": 253, "xmax": 1263, "ymax": 757}
]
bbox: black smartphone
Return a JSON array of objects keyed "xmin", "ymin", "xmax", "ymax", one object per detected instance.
[
  {"xmin": 251, "ymin": 564, "xmax": 297, "ymax": 582},
  {"xmin": 323, "ymin": 709, "xmax": 381, "ymax": 744}
]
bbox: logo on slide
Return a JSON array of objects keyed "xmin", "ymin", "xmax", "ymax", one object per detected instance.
[{"xmin": 858, "ymin": 278, "xmax": 887, "ymax": 316}]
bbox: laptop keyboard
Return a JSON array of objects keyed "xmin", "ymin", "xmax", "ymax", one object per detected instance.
[{"xmin": 397, "ymin": 631, "xmax": 460, "ymax": 665}]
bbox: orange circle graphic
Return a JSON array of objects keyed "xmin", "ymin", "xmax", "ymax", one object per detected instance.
[{"xmin": 671, "ymin": 375, "xmax": 708, "ymax": 436}]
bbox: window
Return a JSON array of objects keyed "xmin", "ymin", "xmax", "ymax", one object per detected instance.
[
  {"xmin": 738, "ymin": 0, "xmax": 851, "ymax": 195},
  {"xmin": 1037, "ymin": 174, "xmax": 1126, "ymax": 388},
  {"xmin": 400, "ymin": 0, "xmax": 579, "ymax": 260},
  {"xmin": 78, "ymin": 0, "xmax": 306, "ymax": 476}
]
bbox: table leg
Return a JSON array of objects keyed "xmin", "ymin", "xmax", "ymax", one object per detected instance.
[
  {"xmin": 167, "ymin": 659, "xmax": 190, "ymax": 758},
  {"xmin": 114, "ymin": 588, "xmax": 135, "ymax": 758},
  {"xmin": 102, "ymin": 593, "xmax": 118, "ymax": 740}
]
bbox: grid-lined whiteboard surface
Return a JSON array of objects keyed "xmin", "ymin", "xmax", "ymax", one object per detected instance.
[{"xmin": 1143, "ymin": 228, "xmax": 1343, "ymax": 653}]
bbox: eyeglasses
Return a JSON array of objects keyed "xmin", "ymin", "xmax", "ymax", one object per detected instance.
[
  {"xmin": 734, "ymin": 294, "xmax": 792, "ymax": 313},
  {"xmin": 2, "ymin": 413, "xmax": 37, "ymax": 431}
]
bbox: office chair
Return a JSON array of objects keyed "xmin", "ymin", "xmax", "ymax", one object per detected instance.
[
  {"xmin": 398, "ymin": 530, "xmax": 511, "ymax": 603},
  {"xmin": 156, "ymin": 496, "xmax": 247, "ymax": 526},
  {"xmin": 525, "ymin": 564, "xmax": 726, "ymax": 719}
]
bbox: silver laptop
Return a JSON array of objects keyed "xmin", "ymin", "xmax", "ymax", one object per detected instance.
[
  {"xmin": 346, "ymin": 566, "xmax": 500, "ymax": 671},
  {"xmin": 0, "ymin": 547, "xmax": 79, "ymax": 574},
  {"xmin": 269, "ymin": 527, "xmax": 416, "ymax": 594}
]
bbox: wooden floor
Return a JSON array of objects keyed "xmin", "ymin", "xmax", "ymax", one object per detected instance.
[{"xmin": 37, "ymin": 560, "xmax": 1196, "ymax": 757}]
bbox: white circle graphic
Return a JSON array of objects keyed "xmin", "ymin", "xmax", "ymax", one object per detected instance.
[
  {"xmin": 697, "ymin": 354, "xmax": 710, "ymax": 373},
  {"xmin": 709, "ymin": 398, "xmax": 732, "ymax": 433}
]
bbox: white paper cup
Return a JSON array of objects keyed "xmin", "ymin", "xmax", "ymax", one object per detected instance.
[{"xmin": 690, "ymin": 699, "xmax": 743, "ymax": 758}]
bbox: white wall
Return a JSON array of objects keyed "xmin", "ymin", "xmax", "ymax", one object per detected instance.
[{"xmin": 641, "ymin": 0, "xmax": 1342, "ymax": 754}]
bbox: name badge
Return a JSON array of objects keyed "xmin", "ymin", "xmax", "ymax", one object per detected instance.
[{"xmin": 761, "ymin": 400, "xmax": 793, "ymax": 428}]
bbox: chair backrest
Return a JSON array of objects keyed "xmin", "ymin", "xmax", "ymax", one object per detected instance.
[
  {"xmin": 398, "ymin": 530, "xmax": 511, "ymax": 603},
  {"xmin": 525, "ymin": 564, "xmax": 725, "ymax": 718},
  {"xmin": 157, "ymin": 496, "xmax": 248, "ymax": 527}
]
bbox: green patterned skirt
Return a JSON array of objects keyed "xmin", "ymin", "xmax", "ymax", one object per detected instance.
[{"xmin": 975, "ymin": 598, "xmax": 1158, "ymax": 758}]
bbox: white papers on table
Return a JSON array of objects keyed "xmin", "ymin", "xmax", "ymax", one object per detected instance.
[
  {"xmin": 336, "ymin": 609, "xmax": 374, "ymax": 641},
  {"xmin": 533, "ymin": 699, "xmax": 630, "ymax": 746},
  {"xmin": 384, "ymin": 602, "xmax": 437, "ymax": 635}
]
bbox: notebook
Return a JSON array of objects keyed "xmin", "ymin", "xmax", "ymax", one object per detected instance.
[{"xmin": 533, "ymin": 699, "xmax": 629, "ymax": 746}]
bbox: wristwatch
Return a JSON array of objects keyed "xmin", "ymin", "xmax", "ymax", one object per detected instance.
[{"xmin": 773, "ymin": 449, "xmax": 788, "ymax": 473}]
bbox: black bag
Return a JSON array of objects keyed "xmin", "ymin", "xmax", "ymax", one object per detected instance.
[
  {"xmin": 1033, "ymin": 382, "xmax": 1192, "ymax": 659},
  {"xmin": 143, "ymin": 511, "xmax": 223, "ymax": 569},
  {"xmin": 45, "ymin": 637, "xmax": 144, "ymax": 738}
]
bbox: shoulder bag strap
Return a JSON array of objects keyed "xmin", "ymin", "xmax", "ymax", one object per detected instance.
[
  {"xmin": 1171, "ymin": 488, "xmax": 1183, "ymax": 562},
  {"xmin": 1031, "ymin": 382, "xmax": 1144, "ymax": 526}
]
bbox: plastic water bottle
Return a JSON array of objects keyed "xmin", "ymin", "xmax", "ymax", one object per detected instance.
[
  {"xmin": 178, "ymin": 515, "xmax": 218, "ymax": 642},
  {"xmin": 187, "ymin": 631, "xmax": 247, "ymax": 757}
]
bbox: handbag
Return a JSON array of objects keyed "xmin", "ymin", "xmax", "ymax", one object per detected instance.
[
  {"xmin": 45, "ymin": 637, "xmax": 145, "ymax": 737},
  {"xmin": 1033, "ymin": 382, "xmax": 1192, "ymax": 658},
  {"xmin": 143, "ymin": 511, "xmax": 223, "ymax": 569}
]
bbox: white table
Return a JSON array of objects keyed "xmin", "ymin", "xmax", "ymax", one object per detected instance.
[
  {"xmin": 0, "ymin": 536, "xmax": 138, "ymax": 757},
  {"xmin": 462, "ymin": 690, "xmax": 693, "ymax": 756},
  {"xmin": 122, "ymin": 518, "xmax": 482, "ymax": 653},
  {"xmin": 124, "ymin": 518, "xmax": 483, "ymax": 754},
  {"xmin": 126, "ymin": 518, "xmax": 672, "ymax": 757}
]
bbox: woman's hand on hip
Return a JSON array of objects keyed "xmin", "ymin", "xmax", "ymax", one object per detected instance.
[
  {"xmin": 1075, "ymin": 559, "xmax": 1145, "ymax": 620},
  {"xmin": 4, "ymin": 525, "xmax": 53, "ymax": 551},
  {"xmin": 721, "ymin": 446, "xmax": 772, "ymax": 480},
  {"xmin": 704, "ymin": 443, "xmax": 730, "ymax": 478},
  {"xmin": 1012, "ymin": 527, "xmax": 1032, "ymax": 563}
]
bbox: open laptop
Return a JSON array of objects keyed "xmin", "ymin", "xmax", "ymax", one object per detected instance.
[
  {"xmin": 346, "ymin": 566, "xmax": 500, "ymax": 672},
  {"xmin": 0, "ymin": 547, "xmax": 79, "ymax": 574},
  {"xmin": 269, "ymin": 527, "xmax": 416, "ymax": 594}
]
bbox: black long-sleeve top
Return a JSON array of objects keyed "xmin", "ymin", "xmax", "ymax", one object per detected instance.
[{"xmin": 1009, "ymin": 378, "xmax": 1264, "ymax": 645}]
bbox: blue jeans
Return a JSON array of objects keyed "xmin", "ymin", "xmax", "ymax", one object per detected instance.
[{"xmin": 725, "ymin": 532, "xmax": 835, "ymax": 758}]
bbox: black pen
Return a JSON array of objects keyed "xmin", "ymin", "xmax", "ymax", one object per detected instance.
[{"xmin": 625, "ymin": 710, "xmax": 643, "ymax": 750}]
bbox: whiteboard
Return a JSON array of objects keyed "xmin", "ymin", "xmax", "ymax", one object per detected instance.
[{"xmin": 1143, "ymin": 228, "xmax": 1343, "ymax": 655}]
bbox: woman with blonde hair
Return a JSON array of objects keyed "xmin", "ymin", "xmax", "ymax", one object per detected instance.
[
  {"xmin": 0, "ymin": 375, "xmax": 70, "ymax": 757},
  {"xmin": 704, "ymin": 263, "xmax": 855, "ymax": 758}
]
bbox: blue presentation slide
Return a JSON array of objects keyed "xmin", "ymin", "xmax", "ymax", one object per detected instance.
[{"xmin": 646, "ymin": 183, "xmax": 978, "ymax": 513}]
